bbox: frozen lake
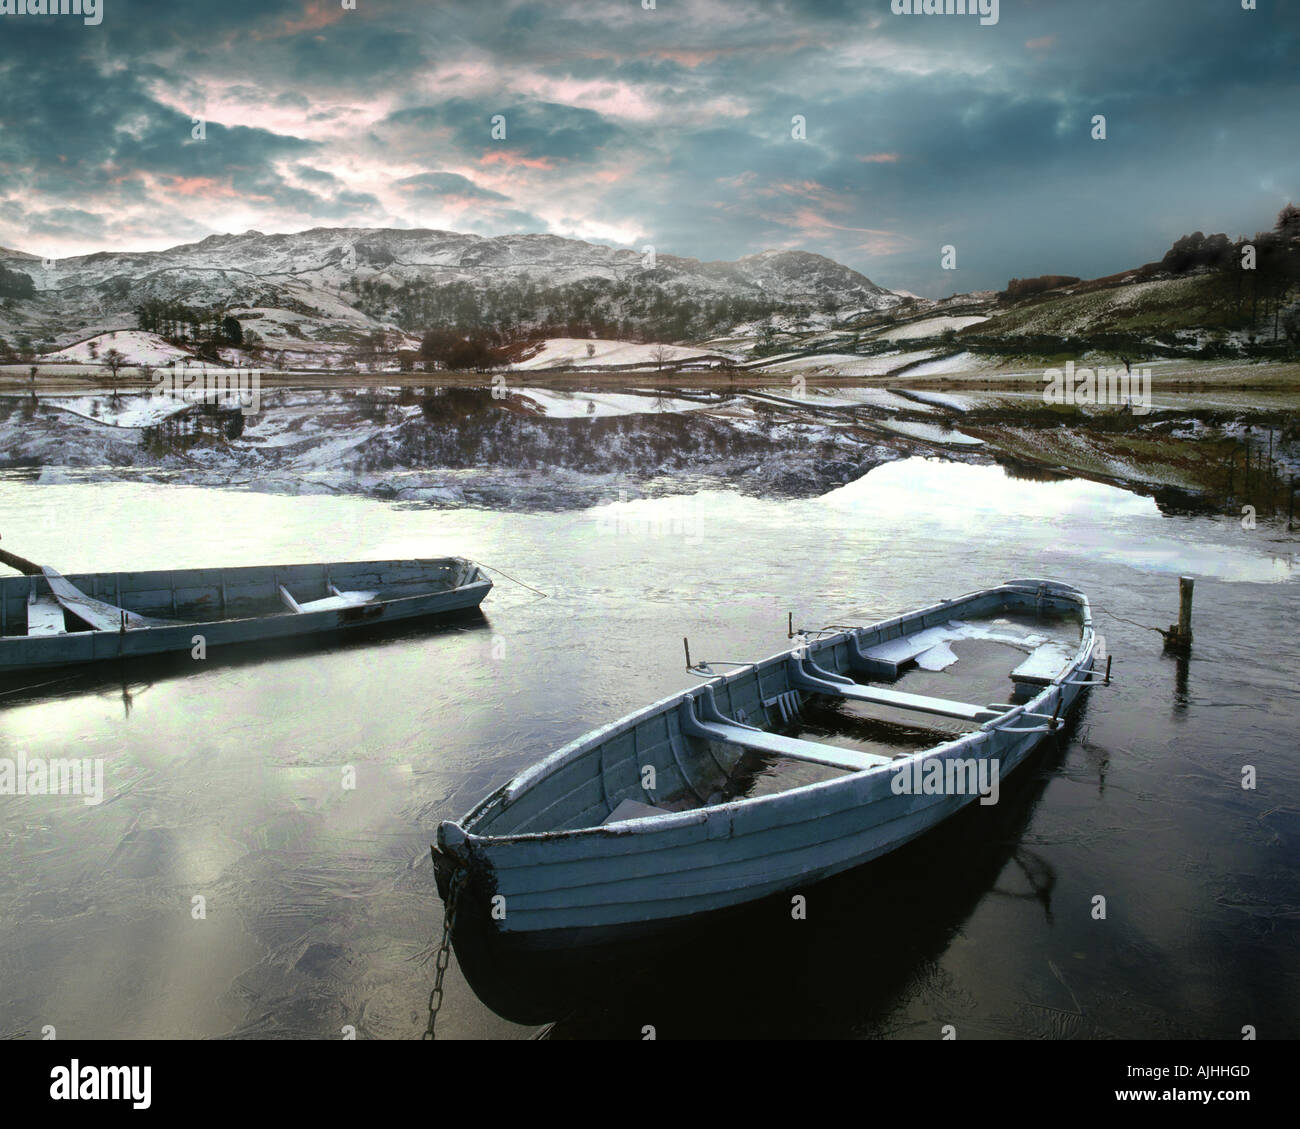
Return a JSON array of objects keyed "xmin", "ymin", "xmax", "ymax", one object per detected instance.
[{"xmin": 0, "ymin": 457, "xmax": 1297, "ymax": 1038}]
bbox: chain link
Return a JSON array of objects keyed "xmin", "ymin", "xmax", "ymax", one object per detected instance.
[{"xmin": 424, "ymin": 866, "xmax": 466, "ymax": 1040}]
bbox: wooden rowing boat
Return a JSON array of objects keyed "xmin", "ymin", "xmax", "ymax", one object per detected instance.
[
  {"xmin": 0, "ymin": 557, "xmax": 491, "ymax": 673},
  {"xmin": 433, "ymin": 578, "xmax": 1106, "ymax": 1017}
]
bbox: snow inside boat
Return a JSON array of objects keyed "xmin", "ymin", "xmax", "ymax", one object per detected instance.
[
  {"xmin": 0, "ymin": 557, "xmax": 491, "ymax": 673},
  {"xmin": 434, "ymin": 579, "xmax": 1105, "ymax": 953}
]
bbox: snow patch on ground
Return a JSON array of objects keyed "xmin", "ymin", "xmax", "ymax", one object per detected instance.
[
  {"xmin": 896, "ymin": 352, "xmax": 995, "ymax": 379},
  {"xmin": 754, "ymin": 350, "xmax": 938, "ymax": 377},
  {"xmin": 45, "ymin": 331, "xmax": 196, "ymax": 366},
  {"xmin": 878, "ymin": 316, "xmax": 988, "ymax": 342},
  {"xmin": 509, "ymin": 338, "xmax": 725, "ymax": 370}
]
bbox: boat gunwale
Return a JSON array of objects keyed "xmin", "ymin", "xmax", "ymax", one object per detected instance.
[{"xmin": 447, "ymin": 579, "xmax": 1094, "ymax": 848}]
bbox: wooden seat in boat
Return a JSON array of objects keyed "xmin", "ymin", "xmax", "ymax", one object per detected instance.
[
  {"xmin": 679, "ymin": 690, "xmax": 894, "ymax": 773},
  {"xmin": 850, "ymin": 631, "xmax": 947, "ymax": 677},
  {"xmin": 41, "ymin": 567, "xmax": 167, "ymax": 631},
  {"xmin": 787, "ymin": 656, "xmax": 1004, "ymax": 724},
  {"xmin": 280, "ymin": 584, "xmax": 380, "ymax": 614},
  {"xmin": 1010, "ymin": 642, "xmax": 1072, "ymax": 687}
]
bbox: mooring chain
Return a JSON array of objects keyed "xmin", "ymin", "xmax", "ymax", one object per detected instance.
[{"xmin": 424, "ymin": 866, "xmax": 466, "ymax": 1040}]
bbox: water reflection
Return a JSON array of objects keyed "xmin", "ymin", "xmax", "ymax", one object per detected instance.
[
  {"xmin": 532, "ymin": 724, "xmax": 1072, "ymax": 1039},
  {"xmin": 0, "ymin": 609, "xmax": 492, "ymax": 712}
]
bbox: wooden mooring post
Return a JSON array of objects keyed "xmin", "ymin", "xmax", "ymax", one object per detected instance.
[{"xmin": 1163, "ymin": 575, "xmax": 1194, "ymax": 652}]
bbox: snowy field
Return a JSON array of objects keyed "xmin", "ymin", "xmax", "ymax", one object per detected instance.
[
  {"xmin": 44, "ymin": 330, "xmax": 195, "ymax": 366},
  {"xmin": 510, "ymin": 338, "xmax": 727, "ymax": 370},
  {"xmin": 877, "ymin": 316, "xmax": 989, "ymax": 342},
  {"xmin": 752, "ymin": 350, "xmax": 937, "ymax": 377}
]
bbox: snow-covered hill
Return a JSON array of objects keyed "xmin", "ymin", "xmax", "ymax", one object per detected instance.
[
  {"xmin": 45, "ymin": 330, "xmax": 193, "ymax": 366},
  {"xmin": 0, "ymin": 227, "xmax": 900, "ymax": 361}
]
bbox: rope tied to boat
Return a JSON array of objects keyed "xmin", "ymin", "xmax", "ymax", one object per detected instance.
[
  {"xmin": 475, "ymin": 561, "xmax": 550, "ymax": 599},
  {"xmin": 1090, "ymin": 602, "xmax": 1166, "ymax": 636},
  {"xmin": 424, "ymin": 864, "xmax": 467, "ymax": 1040}
]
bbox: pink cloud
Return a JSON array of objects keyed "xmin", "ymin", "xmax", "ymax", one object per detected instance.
[
  {"xmin": 158, "ymin": 175, "xmax": 243, "ymax": 199},
  {"xmin": 478, "ymin": 150, "xmax": 557, "ymax": 171},
  {"xmin": 786, "ymin": 208, "xmax": 909, "ymax": 256},
  {"xmin": 768, "ymin": 180, "xmax": 853, "ymax": 212},
  {"xmin": 859, "ymin": 152, "xmax": 900, "ymax": 164},
  {"xmin": 646, "ymin": 48, "xmax": 724, "ymax": 68},
  {"xmin": 251, "ymin": 1, "xmax": 349, "ymax": 41},
  {"xmin": 1026, "ymin": 35, "xmax": 1058, "ymax": 51}
]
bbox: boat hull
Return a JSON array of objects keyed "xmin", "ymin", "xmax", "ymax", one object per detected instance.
[
  {"xmin": 435, "ymin": 717, "xmax": 1072, "ymax": 1027},
  {"xmin": 435, "ymin": 580, "xmax": 1096, "ymax": 948},
  {"xmin": 0, "ymin": 557, "xmax": 491, "ymax": 673}
]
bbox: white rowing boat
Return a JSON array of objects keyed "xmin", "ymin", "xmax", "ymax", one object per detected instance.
[
  {"xmin": 0, "ymin": 557, "xmax": 491, "ymax": 673},
  {"xmin": 433, "ymin": 578, "xmax": 1106, "ymax": 1017}
]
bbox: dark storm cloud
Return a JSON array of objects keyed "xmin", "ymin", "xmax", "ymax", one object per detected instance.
[
  {"xmin": 395, "ymin": 173, "xmax": 508, "ymax": 202},
  {"xmin": 0, "ymin": 0, "xmax": 1294, "ymax": 293},
  {"xmin": 381, "ymin": 99, "xmax": 625, "ymax": 166},
  {"xmin": 22, "ymin": 207, "xmax": 109, "ymax": 239},
  {"xmin": 293, "ymin": 165, "xmax": 342, "ymax": 186}
]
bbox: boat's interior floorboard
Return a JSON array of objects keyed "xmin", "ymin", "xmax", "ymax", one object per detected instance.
[
  {"xmin": 870, "ymin": 638, "xmax": 1044, "ymax": 716},
  {"xmin": 715, "ymin": 623, "xmax": 1079, "ymax": 807}
]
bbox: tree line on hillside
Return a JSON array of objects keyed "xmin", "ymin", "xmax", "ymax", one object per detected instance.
[
  {"xmin": 134, "ymin": 301, "xmax": 244, "ymax": 346},
  {"xmin": 1000, "ymin": 275, "xmax": 1082, "ymax": 300},
  {"xmin": 999, "ymin": 204, "xmax": 1300, "ymax": 343},
  {"xmin": 351, "ymin": 273, "xmax": 807, "ymax": 343},
  {"xmin": 0, "ymin": 266, "xmax": 36, "ymax": 299},
  {"xmin": 1145, "ymin": 204, "xmax": 1299, "ymax": 339}
]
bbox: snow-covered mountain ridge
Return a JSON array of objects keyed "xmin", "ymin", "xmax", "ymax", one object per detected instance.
[{"xmin": 0, "ymin": 227, "xmax": 902, "ymax": 358}]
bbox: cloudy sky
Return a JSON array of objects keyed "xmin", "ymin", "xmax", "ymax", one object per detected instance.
[{"xmin": 0, "ymin": 0, "xmax": 1295, "ymax": 295}]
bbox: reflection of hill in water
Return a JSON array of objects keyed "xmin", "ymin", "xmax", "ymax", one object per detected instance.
[
  {"xmin": 0, "ymin": 389, "xmax": 890, "ymax": 507},
  {"xmin": 996, "ymin": 456, "xmax": 1072, "ymax": 484},
  {"xmin": 351, "ymin": 387, "xmax": 878, "ymax": 494}
]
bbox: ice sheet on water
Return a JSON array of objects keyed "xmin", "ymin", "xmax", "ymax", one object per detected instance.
[
  {"xmin": 914, "ymin": 641, "xmax": 959, "ymax": 671},
  {"xmin": 864, "ymin": 619, "xmax": 1054, "ymax": 672}
]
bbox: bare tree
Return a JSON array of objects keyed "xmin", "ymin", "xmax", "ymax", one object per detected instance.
[
  {"xmin": 102, "ymin": 348, "xmax": 127, "ymax": 401},
  {"xmin": 650, "ymin": 343, "xmax": 671, "ymax": 372},
  {"xmin": 719, "ymin": 354, "xmax": 739, "ymax": 391}
]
